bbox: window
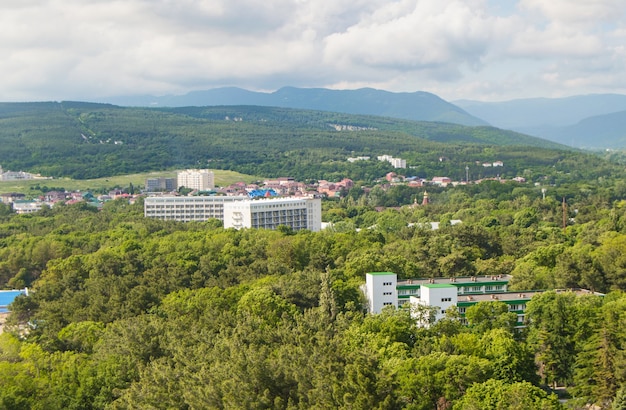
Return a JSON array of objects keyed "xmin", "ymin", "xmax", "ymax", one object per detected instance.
[
  {"xmin": 383, "ymin": 302, "xmax": 393, "ymax": 306},
  {"xmin": 441, "ymin": 297, "xmax": 452, "ymax": 302},
  {"xmin": 383, "ymin": 282, "xmax": 393, "ymax": 286},
  {"xmin": 383, "ymin": 292, "xmax": 392, "ymax": 296}
]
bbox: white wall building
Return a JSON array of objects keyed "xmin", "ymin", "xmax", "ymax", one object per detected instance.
[
  {"xmin": 410, "ymin": 284, "xmax": 458, "ymax": 325},
  {"xmin": 12, "ymin": 200, "xmax": 42, "ymax": 214},
  {"xmin": 377, "ymin": 155, "xmax": 406, "ymax": 169},
  {"xmin": 177, "ymin": 169, "xmax": 215, "ymax": 191},
  {"xmin": 144, "ymin": 195, "xmax": 246, "ymax": 222},
  {"xmin": 365, "ymin": 272, "xmax": 398, "ymax": 314},
  {"xmin": 223, "ymin": 197, "xmax": 322, "ymax": 232}
]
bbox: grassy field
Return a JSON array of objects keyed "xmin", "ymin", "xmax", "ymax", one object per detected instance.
[{"xmin": 0, "ymin": 170, "xmax": 260, "ymax": 196}]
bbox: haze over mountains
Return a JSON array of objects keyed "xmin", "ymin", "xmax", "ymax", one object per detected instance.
[
  {"xmin": 104, "ymin": 87, "xmax": 488, "ymax": 127},
  {"xmin": 455, "ymin": 95, "xmax": 626, "ymax": 149},
  {"xmin": 103, "ymin": 87, "xmax": 626, "ymax": 150}
]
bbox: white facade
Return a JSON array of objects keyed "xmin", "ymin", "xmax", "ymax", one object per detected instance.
[
  {"xmin": 12, "ymin": 201, "xmax": 42, "ymax": 214},
  {"xmin": 177, "ymin": 169, "xmax": 215, "ymax": 191},
  {"xmin": 0, "ymin": 171, "xmax": 34, "ymax": 181},
  {"xmin": 365, "ymin": 272, "xmax": 398, "ymax": 314},
  {"xmin": 389, "ymin": 158, "xmax": 407, "ymax": 169},
  {"xmin": 144, "ymin": 195, "xmax": 246, "ymax": 222},
  {"xmin": 223, "ymin": 197, "xmax": 322, "ymax": 232},
  {"xmin": 411, "ymin": 284, "xmax": 458, "ymax": 323},
  {"xmin": 377, "ymin": 155, "xmax": 406, "ymax": 169}
]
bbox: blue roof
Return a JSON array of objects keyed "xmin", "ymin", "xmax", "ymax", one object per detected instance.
[
  {"xmin": 0, "ymin": 289, "xmax": 27, "ymax": 313},
  {"xmin": 248, "ymin": 189, "xmax": 277, "ymax": 198}
]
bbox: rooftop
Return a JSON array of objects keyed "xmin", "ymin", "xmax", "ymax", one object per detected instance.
[{"xmin": 397, "ymin": 275, "xmax": 511, "ymax": 287}]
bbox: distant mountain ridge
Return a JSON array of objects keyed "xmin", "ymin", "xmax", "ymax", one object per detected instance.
[
  {"xmin": 455, "ymin": 94, "xmax": 626, "ymax": 148},
  {"xmin": 103, "ymin": 87, "xmax": 488, "ymax": 127}
]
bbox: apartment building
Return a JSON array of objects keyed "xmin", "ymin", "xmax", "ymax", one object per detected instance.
[
  {"xmin": 144, "ymin": 195, "xmax": 322, "ymax": 231},
  {"xmin": 145, "ymin": 177, "xmax": 177, "ymax": 192},
  {"xmin": 177, "ymin": 169, "xmax": 215, "ymax": 191},
  {"xmin": 144, "ymin": 195, "xmax": 247, "ymax": 222},
  {"xmin": 223, "ymin": 197, "xmax": 322, "ymax": 232}
]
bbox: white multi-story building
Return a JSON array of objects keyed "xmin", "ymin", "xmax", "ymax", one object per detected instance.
[
  {"xmin": 364, "ymin": 272, "xmax": 399, "ymax": 314},
  {"xmin": 144, "ymin": 195, "xmax": 247, "ymax": 222},
  {"xmin": 364, "ymin": 272, "xmax": 603, "ymax": 328},
  {"xmin": 410, "ymin": 284, "xmax": 458, "ymax": 325},
  {"xmin": 144, "ymin": 196, "xmax": 322, "ymax": 232},
  {"xmin": 223, "ymin": 197, "xmax": 322, "ymax": 232},
  {"xmin": 12, "ymin": 200, "xmax": 42, "ymax": 214},
  {"xmin": 377, "ymin": 155, "xmax": 407, "ymax": 169},
  {"xmin": 177, "ymin": 169, "xmax": 215, "ymax": 191}
]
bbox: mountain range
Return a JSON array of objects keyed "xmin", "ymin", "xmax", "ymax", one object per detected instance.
[
  {"xmin": 455, "ymin": 95, "xmax": 626, "ymax": 149},
  {"xmin": 104, "ymin": 87, "xmax": 487, "ymax": 127},
  {"xmin": 103, "ymin": 88, "xmax": 626, "ymax": 149}
]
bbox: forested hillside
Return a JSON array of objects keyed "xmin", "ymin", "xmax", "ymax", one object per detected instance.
[
  {"xmin": 0, "ymin": 102, "xmax": 564, "ymax": 180},
  {"xmin": 2, "ymin": 166, "xmax": 626, "ymax": 407}
]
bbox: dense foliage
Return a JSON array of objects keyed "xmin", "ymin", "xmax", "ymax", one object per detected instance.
[
  {"xmin": 4, "ymin": 102, "xmax": 626, "ymax": 408},
  {"xmin": 0, "ymin": 102, "xmax": 568, "ymax": 181},
  {"xmin": 1, "ymin": 168, "xmax": 626, "ymax": 408}
]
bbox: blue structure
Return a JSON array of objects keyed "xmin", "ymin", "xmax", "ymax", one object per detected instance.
[
  {"xmin": 247, "ymin": 189, "xmax": 277, "ymax": 199},
  {"xmin": 0, "ymin": 289, "xmax": 28, "ymax": 313}
]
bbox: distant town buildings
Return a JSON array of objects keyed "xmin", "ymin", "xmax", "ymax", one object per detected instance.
[
  {"xmin": 0, "ymin": 165, "xmax": 50, "ymax": 182},
  {"xmin": 377, "ymin": 155, "xmax": 406, "ymax": 169},
  {"xmin": 11, "ymin": 200, "xmax": 42, "ymax": 214},
  {"xmin": 431, "ymin": 177, "xmax": 452, "ymax": 186},
  {"xmin": 177, "ymin": 169, "xmax": 215, "ymax": 191},
  {"xmin": 480, "ymin": 160, "xmax": 504, "ymax": 167},
  {"xmin": 145, "ymin": 177, "xmax": 177, "ymax": 192},
  {"xmin": 347, "ymin": 156, "xmax": 371, "ymax": 163}
]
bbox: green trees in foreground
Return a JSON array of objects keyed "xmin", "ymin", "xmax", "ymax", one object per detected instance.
[{"xmin": 3, "ymin": 179, "xmax": 626, "ymax": 408}]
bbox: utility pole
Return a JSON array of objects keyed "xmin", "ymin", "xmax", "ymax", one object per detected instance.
[
  {"xmin": 465, "ymin": 165, "xmax": 469, "ymax": 183},
  {"xmin": 562, "ymin": 197, "xmax": 567, "ymax": 232}
]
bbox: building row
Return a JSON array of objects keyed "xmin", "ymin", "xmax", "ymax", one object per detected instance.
[
  {"xmin": 364, "ymin": 272, "xmax": 603, "ymax": 327},
  {"xmin": 145, "ymin": 169, "xmax": 215, "ymax": 193},
  {"xmin": 144, "ymin": 195, "xmax": 322, "ymax": 232},
  {"xmin": 377, "ymin": 155, "xmax": 407, "ymax": 169}
]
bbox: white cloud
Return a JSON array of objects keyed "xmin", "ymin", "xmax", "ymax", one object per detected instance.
[{"xmin": 0, "ymin": 0, "xmax": 625, "ymax": 101}]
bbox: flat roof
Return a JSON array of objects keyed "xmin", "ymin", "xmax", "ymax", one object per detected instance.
[
  {"xmin": 367, "ymin": 272, "xmax": 396, "ymax": 276},
  {"xmin": 456, "ymin": 291, "xmax": 541, "ymax": 304},
  {"xmin": 422, "ymin": 283, "xmax": 456, "ymax": 289},
  {"xmin": 456, "ymin": 288, "xmax": 604, "ymax": 304},
  {"xmin": 397, "ymin": 275, "xmax": 511, "ymax": 287}
]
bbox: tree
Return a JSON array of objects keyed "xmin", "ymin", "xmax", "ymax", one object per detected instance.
[
  {"xmin": 453, "ymin": 379, "xmax": 563, "ymax": 410},
  {"xmin": 465, "ymin": 301, "xmax": 517, "ymax": 335},
  {"xmin": 526, "ymin": 291, "xmax": 578, "ymax": 387}
]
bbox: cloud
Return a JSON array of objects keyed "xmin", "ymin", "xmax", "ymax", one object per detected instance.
[
  {"xmin": 0, "ymin": 0, "xmax": 625, "ymax": 101},
  {"xmin": 519, "ymin": 0, "xmax": 625, "ymax": 25},
  {"xmin": 323, "ymin": 0, "xmax": 495, "ymax": 78}
]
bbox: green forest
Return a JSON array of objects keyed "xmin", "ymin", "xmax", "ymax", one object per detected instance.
[
  {"xmin": 3, "ymin": 102, "xmax": 626, "ymax": 408},
  {"xmin": 2, "ymin": 171, "xmax": 626, "ymax": 408},
  {"xmin": 0, "ymin": 102, "xmax": 566, "ymax": 182}
]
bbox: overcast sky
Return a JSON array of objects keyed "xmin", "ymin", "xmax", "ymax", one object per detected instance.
[{"xmin": 2, "ymin": 0, "xmax": 626, "ymax": 102}]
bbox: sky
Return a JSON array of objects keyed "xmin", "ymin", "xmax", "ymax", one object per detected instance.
[{"xmin": 2, "ymin": 0, "xmax": 626, "ymax": 102}]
